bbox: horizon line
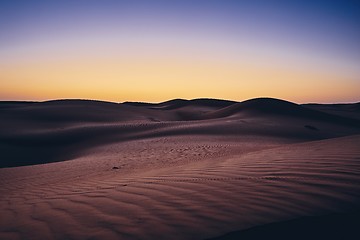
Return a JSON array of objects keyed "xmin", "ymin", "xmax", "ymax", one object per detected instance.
[{"xmin": 1, "ymin": 97, "xmax": 359, "ymax": 105}]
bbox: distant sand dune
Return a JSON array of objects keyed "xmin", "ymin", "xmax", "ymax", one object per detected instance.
[
  {"xmin": 1, "ymin": 98, "xmax": 359, "ymax": 168},
  {"xmin": 304, "ymin": 102, "xmax": 360, "ymax": 120}
]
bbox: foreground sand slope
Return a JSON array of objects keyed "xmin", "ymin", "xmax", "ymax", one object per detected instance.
[{"xmin": 1, "ymin": 134, "xmax": 360, "ymax": 240}]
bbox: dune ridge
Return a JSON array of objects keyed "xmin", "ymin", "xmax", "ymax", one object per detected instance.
[{"xmin": 1, "ymin": 97, "xmax": 359, "ymax": 168}]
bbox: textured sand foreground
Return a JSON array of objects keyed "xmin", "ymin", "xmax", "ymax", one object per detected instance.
[{"xmin": 1, "ymin": 98, "xmax": 360, "ymax": 239}]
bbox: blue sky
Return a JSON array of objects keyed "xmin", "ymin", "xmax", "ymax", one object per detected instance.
[{"xmin": 1, "ymin": 0, "xmax": 359, "ymax": 102}]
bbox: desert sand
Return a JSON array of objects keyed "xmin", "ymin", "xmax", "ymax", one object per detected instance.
[{"xmin": 1, "ymin": 98, "xmax": 360, "ymax": 239}]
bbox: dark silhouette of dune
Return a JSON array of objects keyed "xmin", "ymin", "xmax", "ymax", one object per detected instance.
[
  {"xmin": 207, "ymin": 210, "xmax": 360, "ymax": 240},
  {"xmin": 122, "ymin": 101, "xmax": 157, "ymax": 107},
  {"xmin": 0, "ymin": 99, "xmax": 171, "ymax": 125},
  {"xmin": 303, "ymin": 102, "xmax": 360, "ymax": 120},
  {"xmin": 150, "ymin": 98, "xmax": 236, "ymax": 110},
  {"xmin": 148, "ymin": 98, "xmax": 189, "ymax": 110},
  {"xmin": 202, "ymin": 98, "xmax": 360, "ymax": 126},
  {"xmin": 1, "ymin": 97, "xmax": 359, "ymax": 168},
  {"xmin": 0, "ymin": 101, "xmax": 37, "ymax": 109},
  {"xmin": 206, "ymin": 98, "xmax": 304, "ymax": 116},
  {"xmin": 201, "ymin": 98, "xmax": 301, "ymax": 118}
]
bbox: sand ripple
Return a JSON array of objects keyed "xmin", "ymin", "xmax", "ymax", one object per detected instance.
[{"xmin": 1, "ymin": 135, "xmax": 360, "ymax": 239}]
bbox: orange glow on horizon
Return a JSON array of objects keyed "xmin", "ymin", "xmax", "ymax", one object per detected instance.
[{"xmin": 1, "ymin": 54, "xmax": 359, "ymax": 103}]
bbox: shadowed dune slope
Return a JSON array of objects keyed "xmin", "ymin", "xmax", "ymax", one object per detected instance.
[
  {"xmin": 303, "ymin": 102, "xmax": 360, "ymax": 120},
  {"xmin": 1, "ymin": 98, "xmax": 360, "ymax": 168},
  {"xmin": 140, "ymin": 98, "xmax": 237, "ymax": 111},
  {"xmin": 0, "ymin": 99, "xmax": 174, "ymax": 125},
  {"xmin": 0, "ymin": 101, "xmax": 38, "ymax": 109},
  {"xmin": 207, "ymin": 210, "xmax": 360, "ymax": 240},
  {"xmin": 1, "ymin": 117, "xmax": 359, "ymax": 168},
  {"xmin": 202, "ymin": 98, "xmax": 360, "ymax": 125},
  {"xmin": 122, "ymin": 101, "xmax": 157, "ymax": 107}
]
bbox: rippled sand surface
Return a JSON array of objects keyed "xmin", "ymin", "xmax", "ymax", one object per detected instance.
[{"xmin": 1, "ymin": 98, "xmax": 360, "ymax": 239}]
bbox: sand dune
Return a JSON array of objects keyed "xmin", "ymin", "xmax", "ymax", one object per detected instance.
[
  {"xmin": 304, "ymin": 102, "xmax": 360, "ymax": 120},
  {"xmin": 1, "ymin": 98, "xmax": 360, "ymax": 239},
  {"xmin": 1, "ymin": 98, "xmax": 359, "ymax": 168},
  {"xmin": 151, "ymin": 98, "xmax": 236, "ymax": 110},
  {"xmin": 207, "ymin": 210, "xmax": 360, "ymax": 240},
  {"xmin": 202, "ymin": 98, "xmax": 360, "ymax": 124}
]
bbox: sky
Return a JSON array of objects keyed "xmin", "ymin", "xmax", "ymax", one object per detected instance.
[{"xmin": 0, "ymin": 0, "xmax": 359, "ymax": 103}]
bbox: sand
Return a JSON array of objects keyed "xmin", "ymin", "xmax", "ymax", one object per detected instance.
[{"xmin": 1, "ymin": 98, "xmax": 360, "ymax": 239}]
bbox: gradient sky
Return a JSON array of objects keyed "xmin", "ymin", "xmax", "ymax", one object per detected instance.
[{"xmin": 0, "ymin": 0, "xmax": 359, "ymax": 103}]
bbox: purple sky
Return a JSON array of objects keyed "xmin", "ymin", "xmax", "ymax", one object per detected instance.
[{"xmin": 1, "ymin": 0, "xmax": 359, "ymax": 103}]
